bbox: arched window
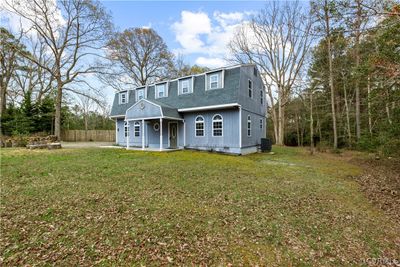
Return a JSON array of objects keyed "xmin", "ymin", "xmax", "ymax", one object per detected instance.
[
  {"xmin": 195, "ymin": 116, "xmax": 204, "ymax": 137},
  {"xmin": 247, "ymin": 115, "xmax": 251, "ymax": 137},
  {"xmin": 134, "ymin": 121, "xmax": 140, "ymax": 137},
  {"xmin": 212, "ymin": 114, "xmax": 223, "ymax": 137},
  {"xmin": 124, "ymin": 121, "xmax": 129, "ymax": 137}
]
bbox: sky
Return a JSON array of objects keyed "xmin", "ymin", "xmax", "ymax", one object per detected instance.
[
  {"xmin": 0, "ymin": 0, "xmax": 269, "ymax": 103},
  {"xmin": 102, "ymin": 0, "xmax": 266, "ymax": 68}
]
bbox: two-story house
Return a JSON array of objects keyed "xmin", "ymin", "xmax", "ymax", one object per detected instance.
[{"xmin": 110, "ymin": 64, "xmax": 267, "ymax": 154}]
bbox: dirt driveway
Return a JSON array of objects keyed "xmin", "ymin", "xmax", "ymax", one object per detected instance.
[{"xmin": 60, "ymin": 141, "xmax": 117, "ymax": 148}]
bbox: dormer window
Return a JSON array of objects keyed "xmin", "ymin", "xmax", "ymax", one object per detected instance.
[
  {"xmin": 210, "ymin": 74, "xmax": 219, "ymax": 89},
  {"xmin": 119, "ymin": 92, "xmax": 127, "ymax": 104},
  {"xmin": 179, "ymin": 78, "xmax": 192, "ymax": 95},
  {"xmin": 206, "ymin": 71, "xmax": 224, "ymax": 90},
  {"xmin": 155, "ymin": 83, "xmax": 168, "ymax": 98},
  {"xmin": 135, "ymin": 88, "xmax": 145, "ymax": 101}
]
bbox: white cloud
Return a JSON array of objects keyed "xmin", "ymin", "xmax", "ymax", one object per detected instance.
[
  {"xmin": 195, "ymin": 57, "xmax": 227, "ymax": 68},
  {"xmin": 171, "ymin": 10, "xmax": 253, "ymax": 68},
  {"xmin": 171, "ymin": 11, "xmax": 211, "ymax": 54}
]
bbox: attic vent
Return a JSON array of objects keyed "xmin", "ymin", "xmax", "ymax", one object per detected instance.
[{"xmin": 253, "ymin": 67, "xmax": 258, "ymax": 77}]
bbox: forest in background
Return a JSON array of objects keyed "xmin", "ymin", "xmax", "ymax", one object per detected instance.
[{"xmin": 1, "ymin": 0, "xmax": 399, "ymax": 155}]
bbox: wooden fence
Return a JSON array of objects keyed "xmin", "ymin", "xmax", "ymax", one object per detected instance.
[{"xmin": 61, "ymin": 130, "xmax": 115, "ymax": 142}]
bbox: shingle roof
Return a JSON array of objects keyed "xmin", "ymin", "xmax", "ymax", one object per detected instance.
[
  {"xmin": 110, "ymin": 65, "xmax": 242, "ymax": 117},
  {"xmin": 150, "ymin": 99, "xmax": 181, "ymax": 119}
]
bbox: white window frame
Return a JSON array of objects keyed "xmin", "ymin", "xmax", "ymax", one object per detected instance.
[
  {"xmin": 209, "ymin": 73, "xmax": 219, "ymax": 90},
  {"xmin": 180, "ymin": 79, "xmax": 191, "ymax": 94},
  {"xmin": 155, "ymin": 83, "xmax": 168, "ymax": 98},
  {"xmin": 248, "ymin": 79, "xmax": 253, "ymax": 98},
  {"xmin": 124, "ymin": 121, "xmax": 129, "ymax": 137},
  {"xmin": 119, "ymin": 92, "xmax": 127, "ymax": 104},
  {"xmin": 247, "ymin": 115, "xmax": 251, "ymax": 137},
  {"xmin": 212, "ymin": 114, "xmax": 223, "ymax": 137},
  {"xmin": 135, "ymin": 88, "xmax": 145, "ymax": 101},
  {"xmin": 195, "ymin": 115, "xmax": 205, "ymax": 137},
  {"xmin": 260, "ymin": 118, "xmax": 263, "ymax": 129},
  {"xmin": 134, "ymin": 121, "xmax": 140, "ymax": 137}
]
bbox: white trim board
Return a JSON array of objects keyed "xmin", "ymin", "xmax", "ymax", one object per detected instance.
[
  {"xmin": 126, "ymin": 116, "xmax": 183, "ymax": 121},
  {"xmin": 178, "ymin": 103, "xmax": 240, "ymax": 112},
  {"xmin": 110, "ymin": 115, "xmax": 125, "ymax": 119}
]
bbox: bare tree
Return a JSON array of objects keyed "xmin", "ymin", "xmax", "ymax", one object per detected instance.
[
  {"xmin": 4, "ymin": 0, "xmax": 112, "ymax": 139},
  {"xmin": 229, "ymin": 1, "xmax": 313, "ymax": 145},
  {"xmin": 10, "ymin": 36, "xmax": 55, "ymax": 104},
  {"xmin": 0, "ymin": 27, "xmax": 24, "ymax": 118},
  {"xmin": 76, "ymin": 94, "xmax": 94, "ymax": 141},
  {"xmin": 311, "ymin": 0, "xmax": 339, "ymax": 149},
  {"xmin": 102, "ymin": 28, "xmax": 174, "ymax": 89}
]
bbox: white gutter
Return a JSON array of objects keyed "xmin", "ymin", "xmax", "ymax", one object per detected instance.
[{"xmin": 178, "ymin": 103, "xmax": 240, "ymax": 112}]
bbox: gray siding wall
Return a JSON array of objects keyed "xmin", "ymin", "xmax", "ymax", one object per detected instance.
[
  {"xmin": 241, "ymin": 109, "xmax": 266, "ymax": 148},
  {"xmin": 184, "ymin": 108, "xmax": 240, "ymax": 150},
  {"xmin": 146, "ymin": 120, "xmax": 184, "ymax": 148},
  {"xmin": 126, "ymin": 100, "xmax": 161, "ymax": 119},
  {"xmin": 146, "ymin": 120, "xmax": 167, "ymax": 148},
  {"xmin": 116, "ymin": 119, "xmax": 126, "ymax": 145},
  {"xmin": 117, "ymin": 118, "xmax": 184, "ymax": 148},
  {"xmin": 116, "ymin": 119, "xmax": 146, "ymax": 147},
  {"xmin": 239, "ymin": 66, "xmax": 267, "ymax": 116}
]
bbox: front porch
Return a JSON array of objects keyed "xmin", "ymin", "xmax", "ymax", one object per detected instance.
[{"xmin": 124, "ymin": 99, "xmax": 184, "ymax": 151}]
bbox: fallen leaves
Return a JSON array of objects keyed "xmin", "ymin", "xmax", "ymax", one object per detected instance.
[{"xmin": 0, "ymin": 147, "xmax": 399, "ymax": 265}]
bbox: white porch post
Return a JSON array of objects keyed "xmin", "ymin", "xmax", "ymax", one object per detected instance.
[
  {"xmin": 141, "ymin": 119, "xmax": 145, "ymax": 150},
  {"xmin": 126, "ymin": 120, "xmax": 130, "ymax": 149},
  {"xmin": 115, "ymin": 120, "xmax": 118, "ymax": 144},
  {"xmin": 239, "ymin": 106, "xmax": 242, "ymax": 149},
  {"xmin": 183, "ymin": 120, "xmax": 186, "ymax": 147},
  {"xmin": 159, "ymin": 118, "xmax": 163, "ymax": 151}
]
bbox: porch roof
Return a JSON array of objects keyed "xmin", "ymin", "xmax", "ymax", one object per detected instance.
[{"xmin": 125, "ymin": 99, "xmax": 182, "ymax": 121}]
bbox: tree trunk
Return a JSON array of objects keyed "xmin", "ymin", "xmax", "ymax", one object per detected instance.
[
  {"xmin": 295, "ymin": 110, "xmax": 300, "ymax": 146},
  {"xmin": 310, "ymin": 91, "xmax": 314, "ymax": 154},
  {"xmin": 324, "ymin": 1, "xmax": 338, "ymax": 149},
  {"xmin": 267, "ymin": 86, "xmax": 279, "ymax": 143},
  {"xmin": 278, "ymin": 99, "xmax": 285, "ymax": 145},
  {"xmin": 343, "ymin": 78, "xmax": 352, "ymax": 145},
  {"xmin": 367, "ymin": 75, "xmax": 372, "ymax": 135},
  {"xmin": 355, "ymin": 0, "xmax": 362, "ymax": 141},
  {"xmin": 0, "ymin": 82, "xmax": 6, "ymax": 118},
  {"xmin": 54, "ymin": 82, "xmax": 63, "ymax": 140},
  {"xmin": 84, "ymin": 113, "xmax": 88, "ymax": 141}
]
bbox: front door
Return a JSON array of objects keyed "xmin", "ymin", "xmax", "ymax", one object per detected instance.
[{"xmin": 169, "ymin": 122, "xmax": 178, "ymax": 148}]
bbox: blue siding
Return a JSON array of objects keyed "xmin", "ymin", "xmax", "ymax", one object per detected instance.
[
  {"xmin": 116, "ymin": 119, "xmax": 126, "ymax": 145},
  {"xmin": 184, "ymin": 109, "xmax": 240, "ymax": 151},
  {"xmin": 239, "ymin": 66, "xmax": 267, "ymax": 116},
  {"xmin": 126, "ymin": 100, "xmax": 161, "ymax": 120},
  {"xmin": 112, "ymin": 64, "xmax": 267, "ymax": 154},
  {"xmin": 241, "ymin": 109, "xmax": 266, "ymax": 148}
]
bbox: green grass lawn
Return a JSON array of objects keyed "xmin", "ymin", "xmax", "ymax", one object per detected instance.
[{"xmin": 1, "ymin": 147, "xmax": 399, "ymax": 265}]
